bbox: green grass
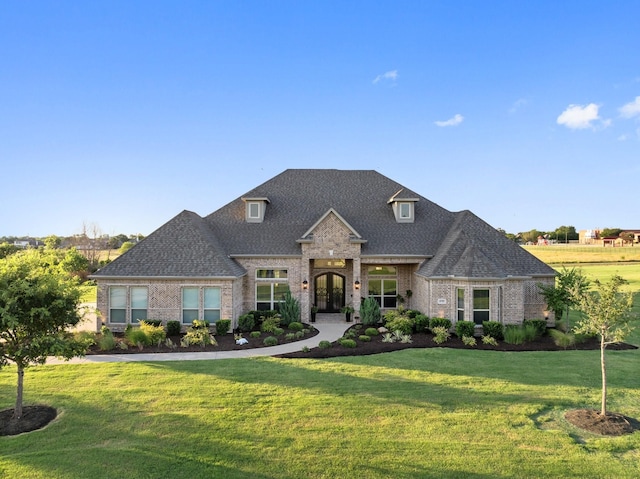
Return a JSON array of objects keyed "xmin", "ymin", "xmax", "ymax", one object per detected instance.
[
  {"xmin": 2, "ymin": 348, "xmax": 640, "ymax": 478},
  {"xmin": 524, "ymin": 245, "xmax": 640, "ymax": 264}
]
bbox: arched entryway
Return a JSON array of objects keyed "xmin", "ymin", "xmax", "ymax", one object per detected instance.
[{"xmin": 314, "ymin": 273, "xmax": 345, "ymax": 313}]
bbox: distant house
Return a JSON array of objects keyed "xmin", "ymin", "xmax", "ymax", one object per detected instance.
[{"xmin": 92, "ymin": 169, "xmax": 556, "ymax": 330}]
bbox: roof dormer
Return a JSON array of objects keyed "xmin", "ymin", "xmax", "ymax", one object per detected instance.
[
  {"xmin": 241, "ymin": 197, "xmax": 270, "ymax": 223},
  {"xmin": 388, "ymin": 189, "xmax": 419, "ymax": 223}
]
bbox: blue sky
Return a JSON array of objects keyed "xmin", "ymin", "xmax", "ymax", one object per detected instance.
[{"xmin": 1, "ymin": 1, "xmax": 639, "ymax": 238}]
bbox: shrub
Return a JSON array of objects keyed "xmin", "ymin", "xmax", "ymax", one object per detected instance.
[
  {"xmin": 429, "ymin": 317, "xmax": 452, "ymax": 331},
  {"xmin": 192, "ymin": 319, "xmax": 210, "ymax": 329},
  {"xmin": 216, "ymin": 319, "xmax": 231, "ymax": 335},
  {"xmin": 364, "ymin": 327, "xmax": 379, "ymax": 336},
  {"xmin": 181, "ymin": 324, "xmax": 217, "ymax": 348},
  {"xmin": 482, "ymin": 321, "xmax": 504, "ymax": 340},
  {"xmin": 250, "ymin": 331, "xmax": 261, "ymax": 338},
  {"xmin": 385, "ymin": 315, "xmax": 414, "ymax": 335},
  {"xmin": 360, "ymin": 297, "xmax": 381, "ymax": 326},
  {"xmin": 432, "ymin": 326, "xmax": 450, "ymax": 345},
  {"xmin": 164, "ymin": 338, "xmax": 177, "ymax": 349},
  {"xmin": 288, "ymin": 321, "xmax": 303, "ymax": 332},
  {"xmin": 125, "ymin": 328, "xmax": 148, "ymax": 350},
  {"xmin": 397, "ymin": 332, "xmax": 412, "ymax": 344},
  {"xmin": 405, "ymin": 309, "xmax": 420, "ymax": 319},
  {"xmin": 301, "ymin": 346, "xmax": 310, "ymax": 353},
  {"xmin": 273, "ymin": 327, "xmax": 284, "ymax": 336},
  {"xmin": 339, "ymin": 338, "xmax": 357, "ymax": 348},
  {"xmin": 238, "ymin": 314, "xmax": 255, "ymax": 332},
  {"xmin": 74, "ymin": 331, "xmax": 96, "ymax": 348},
  {"xmin": 285, "ymin": 332, "xmax": 295, "ymax": 341},
  {"xmin": 455, "ymin": 320, "xmax": 475, "ymax": 338},
  {"xmin": 318, "ymin": 340, "xmax": 332, "ymax": 349},
  {"xmin": 294, "ymin": 331, "xmax": 304, "ymax": 339},
  {"xmin": 139, "ymin": 320, "xmax": 166, "ymax": 346},
  {"xmin": 462, "ymin": 335, "xmax": 477, "ymax": 347},
  {"xmin": 166, "ymin": 320, "xmax": 181, "ymax": 336},
  {"xmin": 143, "ymin": 319, "xmax": 162, "ymax": 327},
  {"xmin": 523, "ymin": 319, "xmax": 547, "ymax": 338},
  {"xmin": 342, "ymin": 329, "xmax": 357, "ymax": 339},
  {"xmin": 383, "ymin": 309, "xmax": 399, "ymax": 324},
  {"xmin": 381, "ymin": 332, "xmax": 395, "ymax": 343},
  {"xmin": 279, "ymin": 290, "xmax": 300, "ymax": 327},
  {"xmin": 481, "ymin": 335, "xmax": 498, "ymax": 346},
  {"xmin": 522, "ymin": 322, "xmax": 540, "ymax": 342},
  {"xmin": 503, "ymin": 325, "xmax": 526, "ymax": 345},
  {"xmin": 263, "ymin": 336, "xmax": 278, "ymax": 346},
  {"xmin": 262, "ymin": 317, "xmax": 281, "ymax": 333},
  {"xmin": 414, "ymin": 314, "xmax": 430, "ymax": 333},
  {"xmin": 359, "ymin": 335, "xmax": 371, "ymax": 342},
  {"xmin": 549, "ymin": 329, "xmax": 576, "ymax": 349}
]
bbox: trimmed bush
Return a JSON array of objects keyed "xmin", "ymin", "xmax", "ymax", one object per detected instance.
[
  {"xmin": 364, "ymin": 327, "xmax": 379, "ymax": 336},
  {"xmin": 360, "ymin": 297, "xmax": 381, "ymax": 326},
  {"xmin": 166, "ymin": 320, "xmax": 181, "ymax": 336},
  {"xmin": 359, "ymin": 335, "xmax": 371, "ymax": 342},
  {"xmin": 249, "ymin": 331, "xmax": 261, "ymax": 338},
  {"xmin": 405, "ymin": 309, "xmax": 420, "ymax": 319},
  {"xmin": 216, "ymin": 319, "xmax": 231, "ymax": 335},
  {"xmin": 385, "ymin": 315, "xmax": 414, "ymax": 335},
  {"xmin": 238, "ymin": 314, "xmax": 255, "ymax": 333},
  {"xmin": 455, "ymin": 320, "xmax": 475, "ymax": 338},
  {"xmin": 414, "ymin": 314, "xmax": 430, "ymax": 333},
  {"xmin": 318, "ymin": 340, "xmax": 332, "ymax": 349},
  {"xmin": 523, "ymin": 319, "xmax": 547, "ymax": 338},
  {"xmin": 339, "ymin": 338, "xmax": 357, "ymax": 348},
  {"xmin": 288, "ymin": 321, "xmax": 303, "ymax": 332},
  {"xmin": 263, "ymin": 336, "xmax": 278, "ymax": 346},
  {"xmin": 429, "ymin": 317, "xmax": 452, "ymax": 331},
  {"xmin": 273, "ymin": 327, "xmax": 284, "ymax": 336},
  {"xmin": 482, "ymin": 321, "xmax": 504, "ymax": 340}
]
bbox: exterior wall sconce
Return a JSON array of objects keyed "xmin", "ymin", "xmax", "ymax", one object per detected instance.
[
  {"xmin": 354, "ymin": 280, "xmax": 360, "ymax": 290},
  {"xmin": 302, "ymin": 280, "xmax": 308, "ymax": 290},
  {"xmin": 543, "ymin": 310, "xmax": 549, "ymax": 321}
]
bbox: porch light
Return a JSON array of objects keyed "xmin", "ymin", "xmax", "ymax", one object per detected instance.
[
  {"xmin": 543, "ymin": 310, "xmax": 549, "ymax": 321},
  {"xmin": 354, "ymin": 280, "xmax": 360, "ymax": 290},
  {"xmin": 302, "ymin": 280, "xmax": 308, "ymax": 290}
]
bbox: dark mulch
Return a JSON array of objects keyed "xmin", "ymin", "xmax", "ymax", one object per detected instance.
[
  {"xmin": 0, "ymin": 405, "xmax": 57, "ymax": 437},
  {"xmin": 565, "ymin": 409, "xmax": 640, "ymax": 436}
]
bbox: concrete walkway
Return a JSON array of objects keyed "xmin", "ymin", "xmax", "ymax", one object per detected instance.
[{"xmin": 47, "ymin": 317, "xmax": 351, "ymax": 365}]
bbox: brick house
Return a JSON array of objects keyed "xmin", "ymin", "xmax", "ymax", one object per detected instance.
[{"xmin": 92, "ymin": 169, "xmax": 556, "ymax": 330}]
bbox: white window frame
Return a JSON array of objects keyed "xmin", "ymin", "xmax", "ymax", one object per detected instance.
[
  {"xmin": 182, "ymin": 287, "xmax": 222, "ymax": 324},
  {"xmin": 108, "ymin": 286, "xmax": 148, "ymax": 324},
  {"xmin": 473, "ymin": 288, "xmax": 490, "ymax": 325},
  {"xmin": 255, "ymin": 269, "xmax": 288, "ymax": 311},
  {"xmin": 457, "ymin": 288, "xmax": 465, "ymax": 322}
]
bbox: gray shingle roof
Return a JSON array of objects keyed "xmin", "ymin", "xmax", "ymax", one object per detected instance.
[{"xmin": 93, "ymin": 169, "xmax": 555, "ymax": 279}]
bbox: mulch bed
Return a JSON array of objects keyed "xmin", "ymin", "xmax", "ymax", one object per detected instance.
[
  {"xmin": 565, "ymin": 409, "xmax": 640, "ymax": 436},
  {"xmin": 0, "ymin": 405, "xmax": 57, "ymax": 437}
]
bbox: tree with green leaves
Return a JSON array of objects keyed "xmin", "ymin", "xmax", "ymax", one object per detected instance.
[
  {"xmin": 571, "ymin": 275, "xmax": 636, "ymax": 416},
  {"xmin": 0, "ymin": 249, "xmax": 89, "ymax": 419},
  {"xmin": 538, "ymin": 267, "xmax": 590, "ymax": 328}
]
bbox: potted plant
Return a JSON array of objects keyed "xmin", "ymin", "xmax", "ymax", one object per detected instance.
[
  {"xmin": 310, "ymin": 305, "xmax": 318, "ymax": 323},
  {"xmin": 341, "ymin": 305, "xmax": 355, "ymax": 322}
]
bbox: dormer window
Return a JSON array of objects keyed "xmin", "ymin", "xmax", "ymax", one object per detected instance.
[
  {"xmin": 388, "ymin": 190, "xmax": 418, "ymax": 223},
  {"xmin": 242, "ymin": 197, "xmax": 270, "ymax": 223}
]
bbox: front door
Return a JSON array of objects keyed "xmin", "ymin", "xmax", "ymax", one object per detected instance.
[{"xmin": 314, "ymin": 273, "xmax": 345, "ymax": 313}]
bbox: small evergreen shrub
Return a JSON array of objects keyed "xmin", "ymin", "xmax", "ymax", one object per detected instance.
[
  {"xmin": 318, "ymin": 340, "xmax": 332, "ymax": 349},
  {"xmin": 365, "ymin": 327, "xmax": 379, "ymax": 336},
  {"xmin": 144, "ymin": 319, "xmax": 162, "ymax": 327},
  {"xmin": 279, "ymin": 290, "xmax": 300, "ymax": 327},
  {"xmin": 359, "ymin": 335, "xmax": 371, "ymax": 342},
  {"xmin": 432, "ymin": 326, "xmax": 450, "ymax": 345},
  {"xmin": 216, "ymin": 319, "xmax": 231, "ymax": 335},
  {"xmin": 405, "ymin": 309, "xmax": 420, "ymax": 319},
  {"xmin": 482, "ymin": 321, "xmax": 504, "ymax": 340},
  {"xmin": 360, "ymin": 297, "xmax": 381, "ymax": 326},
  {"xmin": 263, "ymin": 336, "xmax": 279, "ymax": 346},
  {"xmin": 166, "ymin": 320, "xmax": 181, "ymax": 336},
  {"xmin": 455, "ymin": 320, "xmax": 475, "ymax": 338},
  {"xmin": 273, "ymin": 327, "xmax": 284, "ymax": 336},
  {"xmin": 238, "ymin": 314, "xmax": 255, "ymax": 332},
  {"xmin": 385, "ymin": 316, "xmax": 414, "ymax": 335},
  {"xmin": 301, "ymin": 346, "xmax": 310, "ymax": 353},
  {"xmin": 261, "ymin": 317, "xmax": 281, "ymax": 333},
  {"xmin": 429, "ymin": 317, "xmax": 452, "ymax": 331},
  {"xmin": 250, "ymin": 331, "xmax": 261, "ymax": 338},
  {"xmin": 462, "ymin": 335, "xmax": 477, "ymax": 347},
  {"xmin": 339, "ymin": 338, "xmax": 357, "ymax": 348},
  {"xmin": 342, "ymin": 329, "xmax": 357, "ymax": 339},
  {"xmin": 288, "ymin": 321, "xmax": 303, "ymax": 331},
  {"xmin": 414, "ymin": 314, "xmax": 430, "ymax": 333},
  {"xmin": 481, "ymin": 335, "xmax": 498, "ymax": 346}
]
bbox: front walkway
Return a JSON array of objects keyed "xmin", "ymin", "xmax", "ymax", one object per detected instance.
[{"xmin": 47, "ymin": 315, "xmax": 351, "ymax": 365}]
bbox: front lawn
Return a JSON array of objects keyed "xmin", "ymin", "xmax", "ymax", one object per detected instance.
[{"xmin": 1, "ymin": 348, "xmax": 639, "ymax": 478}]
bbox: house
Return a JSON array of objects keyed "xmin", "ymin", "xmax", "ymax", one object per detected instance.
[{"xmin": 92, "ymin": 169, "xmax": 556, "ymax": 330}]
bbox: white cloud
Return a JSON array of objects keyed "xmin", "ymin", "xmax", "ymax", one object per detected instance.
[
  {"xmin": 556, "ymin": 103, "xmax": 606, "ymax": 130},
  {"xmin": 619, "ymin": 96, "xmax": 640, "ymax": 119},
  {"xmin": 434, "ymin": 114, "xmax": 464, "ymax": 127},
  {"xmin": 372, "ymin": 70, "xmax": 398, "ymax": 84}
]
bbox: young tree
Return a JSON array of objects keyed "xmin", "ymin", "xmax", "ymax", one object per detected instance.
[
  {"xmin": 571, "ymin": 275, "xmax": 636, "ymax": 416},
  {"xmin": 538, "ymin": 267, "xmax": 590, "ymax": 328},
  {"xmin": 0, "ymin": 249, "xmax": 89, "ymax": 419}
]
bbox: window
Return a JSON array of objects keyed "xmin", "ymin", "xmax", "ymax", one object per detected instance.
[
  {"xmin": 182, "ymin": 287, "xmax": 222, "ymax": 324},
  {"xmin": 130, "ymin": 287, "xmax": 148, "ymax": 323},
  {"xmin": 399, "ymin": 202, "xmax": 412, "ymax": 219},
  {"xmin": 256, "ymin": 269, "xmax": 288, "ymax": 311},
  {"xmin": 242, "ymin": 197, "xmax": 269, "ymax": 223},
  {"xmin": 248, "ymin": 202, "xmax": 261, "ymax": 219},
  {"xmin": 368, "ymin": 279, "xmax": 397, "ymax": 308},
  {"xmin": 108, "ymin": 286, "xmax": 148, "ymax": 324},
  {"xmin": 473, "ymin": 289, "xmax": 490, "ymax": 325},
  {"xmin": 109, "ymin": 286, "xmax": 126, "ymax": 324},
  {"xmin": 457, "ymin": 288, "xmax": 465, "ymax": 322}
]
